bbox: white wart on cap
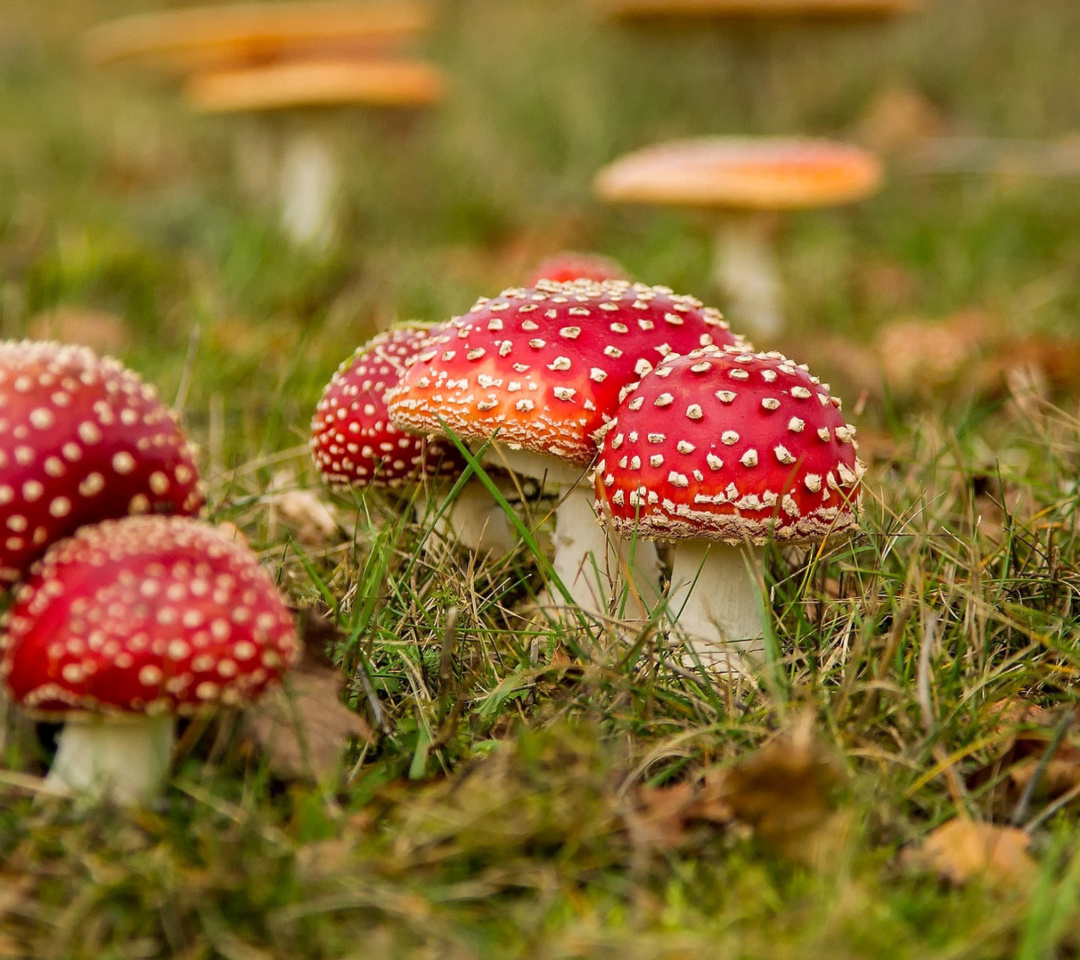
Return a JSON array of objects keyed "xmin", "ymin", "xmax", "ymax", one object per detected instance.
[{"xmin": 0, "ymin": 341, "xmax": 203, "ymax": 584}]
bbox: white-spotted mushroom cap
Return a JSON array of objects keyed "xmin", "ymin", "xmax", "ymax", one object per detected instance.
[
  {"xmin": 0, "ymin": 341, "xmax": 203, "ymax": 585},
  {"xmin": 386, "ymin": 279, "xmax": 747, "ymax": 466},
  {"xmin": 595, "ymin": 137, "xmax": 883, "ymax": 211},
  {"xmin": 0, "ymin": 515, "xmax": 300, "ymax": 718},
  {"xmin": 311, "ymin": 325, "xmax": 466, "ymax": 488},
  {"xmin": 593, "ymin": 345, "xmax": 864, "ymax": 544}
]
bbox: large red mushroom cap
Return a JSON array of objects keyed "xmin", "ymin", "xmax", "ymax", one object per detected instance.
[
  {"xmin": 386, "ymin": 279, "xmax": 748, "ymax": 466},
  {"xmin": 594, "ymin": 345, "xmax": 864, "ymax": 544},
  {"xmin": 0, "ymin": 515, "xmax": 300, "ymax": 717},
  {"xmin": 311, "ymin": 325, "xmax": 465, "ymax": 488},
  {"xmin": 0, "ymin": 341, "xmax": 203, "ymax": 584}
]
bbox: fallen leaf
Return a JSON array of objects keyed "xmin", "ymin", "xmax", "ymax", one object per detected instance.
[
  {"xmin": 969, "ymin": 699, "xmax": 1080, "ymax": 817},
  {"xmin": 903, "ymin": 819, "xmax": 1036, "ymax": 889},
  {"xmin": 854, "ymin": 85, "xmax": 947, "ymax": 155},
  {"xmin": 631, "ymin": 713, "xmax": 845, "ymax": 861},
  {"xmin": 267, "ymin": 470, "xmax": 341, "ymax": 549},
  {"xmin": 246, "ymin": 642, "xmax": 371, "ymax": 782}
]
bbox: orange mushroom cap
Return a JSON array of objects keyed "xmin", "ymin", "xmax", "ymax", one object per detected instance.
[{"xmin": 595, "ymin": 137, "xmax": 883, "ymax": 211}]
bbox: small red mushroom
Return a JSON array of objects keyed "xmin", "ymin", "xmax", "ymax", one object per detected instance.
[
  {"xmin": 0, "ymin": 515, "xmax": 300, "ymax": 803},
  {"xmin": 523, "ymin": 252, "xmax": 629, "ymax": 287},
  {"xmin": 594, "ymin": 344, "xmax": 863, "ymax": 672},
  {"xmin": 387, "ymin": 279, "xmax": 750, "ymax": 617},
  {"xmin": 0, "ymin": 341, "xmax": 203, "ymax": 585},
  {"xmin": 311, "ymin": 325, "xmax": 516, "ymax": 553}
]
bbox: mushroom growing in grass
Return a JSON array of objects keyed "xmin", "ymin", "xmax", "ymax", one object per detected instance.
[
  {"xmin": 0, "ymin": 340, "xmax": 203, "ymax": 587},
  {"xmin": 594, "ymin": 344, "xmax": 863, "ymax": 673},
  {"xmin": 186, "ymin": 57, "xmax": 444, "ymax": 248},
  {"xmin": 594, "ymin": 137, "xmax": 883, "ymax": 340},
  {"xmin": 387, "ymin": 279, "xmax": 749, "ymax": 620},
  {"xmin": 524, "ymin": 251, "xmax": 630, "ymax": 287},
  {"xmin": 0, "ymin": 515, "xmax": 300, "ymax": 805},
  {"xmin": 311, "ymin": 325, "xmax": 517, "ymax": 554}
]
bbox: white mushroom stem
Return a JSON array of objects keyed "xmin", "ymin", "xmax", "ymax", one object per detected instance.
[
  {"xmin": 666, "ymin": 540, "xmax": 767, "ymax": 674},
  {"xmin": 412, "ymin": 478, "xmax": 518, "ymax": 555},
  {"xmin": 713, "ymin": 211, "xmax": 784, "ymax": 341},
  {"xmin": 490, "ymin": 447, "xmax": 662, "ymax": 620},
  {"xmin": 46, "ymin": 714, "xmax": 175, "ymax": 806},
  {"xmin": 278, "ymin": 128, "xmax": 341, "ymax": 248}
]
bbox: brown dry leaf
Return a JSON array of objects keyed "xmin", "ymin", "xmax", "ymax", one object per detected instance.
[
  {"xmin": 875, "ymin": 310, "xmax": 992, "ymax": 398},
  {"xmin": 903, "ymin": 819, "xmax": 1036, "ymax": 889},
  {"xmin": 27, "ymin": 306, "xmax": 130, "ymax": 357},
  {"xmin": 719, "ymin": 713, "xmax": 846, "ymax": 860},
  {"xmin": 969, "ymin": 699, "xmax": 1080, "ymax": 816},
  {"xmin": 246, "ymin": 648, "xmax": 371, "ymax": 782},
  {"xmin": 267, "ymin": 470, "xmax": 340, "ymax": 549},
  {"xmin": 854, "ymin": 86, "xmax": 947, "ymax": 155},
  {"xmin": 631, "ymin": 714, "xmax": 844, "ymax": 861}
]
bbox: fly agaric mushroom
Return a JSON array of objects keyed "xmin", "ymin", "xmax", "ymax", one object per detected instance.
[
  {"xmin": 594, "ymin": 344, "xmax": 863, "ymax": 672},
  {"xmin": 81, "ymin": 1, "xmax": 431, "ymax": 75},
  {"xmin": 185, "ymin": 57, "xmax": 443, "ymax": 247},
  {"xmin": 387, "ymin": 279, "xmax": 748, "ymax": 619},
  {"xmin": 0, "ymin": 515, "xmax": 300, "ymax": 804},
  {"xmin": 595, "ymin": 137, "xmax": 883, "ymax": 340},
  {"xmin": 0, "ymin": 340, "xmax": 203, "ymax": 586},
  {"xmin": 311, "ymin": 325, "xmax": 517, "ymax": 553},
  {"xmin": 523, "ymin": 252, "xmax": 630, "ymax": 287}
]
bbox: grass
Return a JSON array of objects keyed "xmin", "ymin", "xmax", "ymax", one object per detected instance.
[{"xmin": 4, "ymin": 0, "xmax": 1080, "ymax": 956}]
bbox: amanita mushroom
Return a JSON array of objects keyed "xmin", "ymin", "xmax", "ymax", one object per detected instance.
[
  {"xmin": 594, "ymin": 344, "xmax": 863, "ymax": 672},
  {"xmin": 0, "ymin": 340, "xmax": 203, "ymax": 586},
  {"xmin": 185, "ymin": 58, "xmax": 443, "ymax": 247},
  {"xmin": 311, "ymin": 325, "xmax": 517, "ymax": 553},
  {"xmin": 387, "ymin": 279, "xmax": 748, "ymax": 619},
  {"xmin": 81, "ymin": 0, "xmax": 431, "ymax": 75},
  {"xmin": 594, "ymin": 137, "xmax": 883, "ymax": 339},
  {"xmin": 523, "ymin": 251, "xmax": 630, "ymax": 287},
  {"xmin": 0, "ymin": 515, "xmax": 300, "ymax": 804}
]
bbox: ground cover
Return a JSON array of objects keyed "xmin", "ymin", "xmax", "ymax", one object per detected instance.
[{"xmin": 3, "ymin": 0, "xmax": 1080, "ymax": 956}]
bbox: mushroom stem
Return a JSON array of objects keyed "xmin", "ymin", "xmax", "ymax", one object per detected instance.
[
  {"xmin": 713, "ymin": 211, "xmax": 783, "ymax": 341},
  {"xmin": 549, "ymin": 481, "xmax": 619, "ymax": 619},
  {"xmin": 666, "ymin": 540, "xmax": 767, "ymax": 674},
  {"xmin": 488, "ymin": 446, "xmax": 662, "ymax": 620},
  {"xmin": 46, "ymin": 714, "xmax": 175, "ymax": 805},
  {"xmin": 279, "ymin": 127, "xmax": 341, "ymax": 248},
  {"xmin": 413, "ymin": 479, "xmax": 518, "ymax": 555}
]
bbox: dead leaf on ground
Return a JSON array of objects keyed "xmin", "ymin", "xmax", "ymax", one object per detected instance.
[
  {"xmin": 875, "ymin": 310, "xmax": 993, "ymax": 398},
  {"xmin": 267, "ymin": 470, "xmax": 341, "ymax": 550},
  {"xmin": 853, "ymin": 86, "xmax": 947, "ymax": 155},
  {"xmin": 631, "ymin": 713, "xmax": 845, "ymax": 862},
  {"xmin": 969, "ymin": 699, "xmax": 1080, "ymax": 817},
  {"xmin": 245, "ymin": 637, "xmax": 371, "ymax": 782},
  {"xmin": 902, "ymin": 818, "xmax": 1036, "ymax": 889}
]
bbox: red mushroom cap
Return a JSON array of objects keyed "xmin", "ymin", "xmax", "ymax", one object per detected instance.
[
  {"xmin": 0, "ymin": 515, "xmax": 300, "ymax": 717},
  {"xmin": 593, "ymin": 345, "xmax": 864, "ymax": 544},
  {"xmin": 523, "ymin": 252, "xmax": 630, "ymax": 287},
  {"xmin": 386, "ymin": 280, "xmax": 747, "ymax": 466},
  {"xmin": 311, "ymin": 325, "xmax": 465, "ymax": 488},
  {"xmin": 0, "ymin": 341, "xmax": 203, "ymax": 584}
]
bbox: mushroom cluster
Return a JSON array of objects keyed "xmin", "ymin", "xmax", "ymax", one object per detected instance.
[{"xmin": 386, "ymin": 278, "xmax": 749, "ymax": 618}]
